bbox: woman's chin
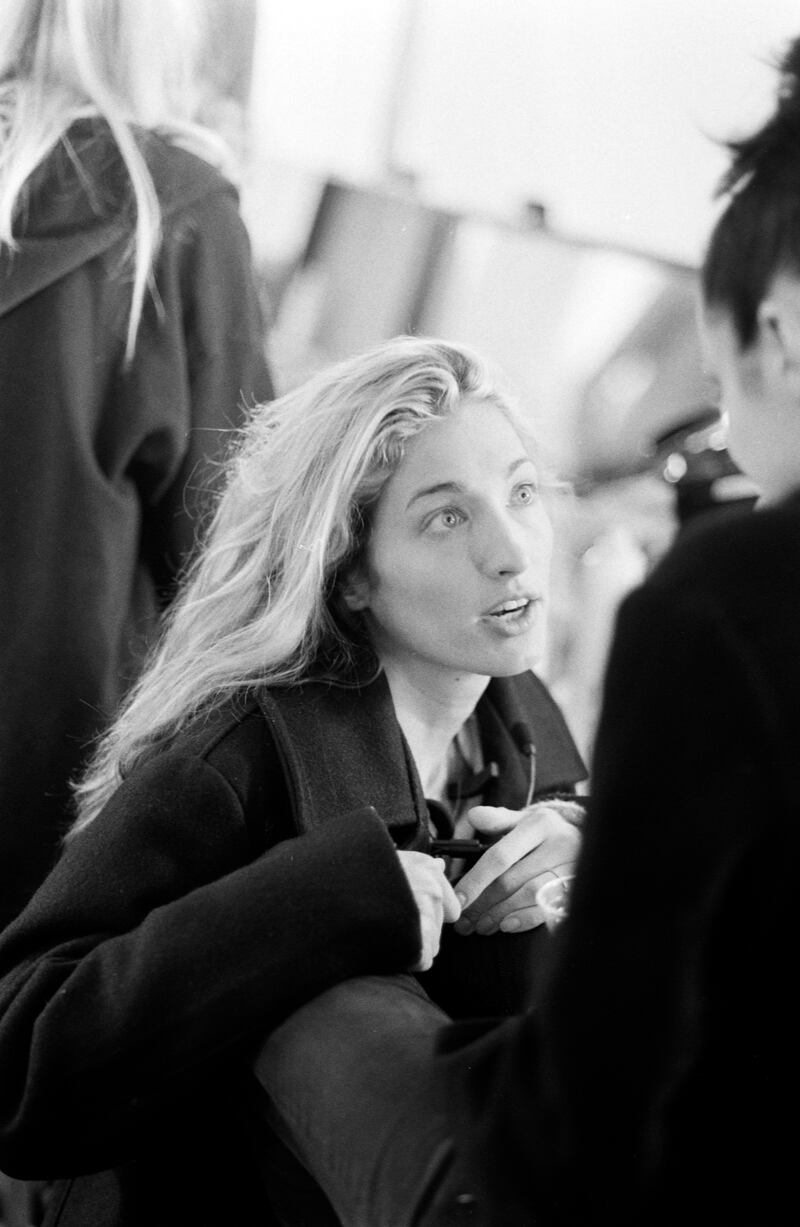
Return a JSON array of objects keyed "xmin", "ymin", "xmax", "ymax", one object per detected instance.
[{"xmin": 485, "ymin": 636, "xmax": 545, "ymax": 678}]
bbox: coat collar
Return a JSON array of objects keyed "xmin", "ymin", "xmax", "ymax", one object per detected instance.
[
  {"xmin": 256, "ymin": 670, "xmax": 426, "ymax": 845},
  {"xmin": 255, "ymin": 669, "xmax": 586, "ymax": 843}
]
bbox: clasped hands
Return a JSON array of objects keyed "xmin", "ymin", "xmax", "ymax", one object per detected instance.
[{"xmin": 397, "ymin": 802, "xmax": 581, "ymax": 971}]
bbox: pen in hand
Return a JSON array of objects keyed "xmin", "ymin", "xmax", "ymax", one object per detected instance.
[{"xmin": 429, "ymin": 838, "xmax": 488, "ymax": 866}]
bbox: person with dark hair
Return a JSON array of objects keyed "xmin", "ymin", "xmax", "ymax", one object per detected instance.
[
  {"xmin": 702, "ymin": 35, "xmax": 800, "ymax": 348},
  {"xmin": 419, "ymin": 33, "xmax": 800, "ymax": 1227}
]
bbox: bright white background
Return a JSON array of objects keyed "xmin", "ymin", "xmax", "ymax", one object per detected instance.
[{"xmin": 250, "ymin": 0, "xmax": 800, "ymax": 265}]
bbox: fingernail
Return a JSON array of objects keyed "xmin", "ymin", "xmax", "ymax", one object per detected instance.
[
  {"xmin": 454, "ymin": 917, "xmax": 473, "ymax": 935},
  {"xmin": 500, "ymin": 917, "xmax": 521, "ymax": 932}
]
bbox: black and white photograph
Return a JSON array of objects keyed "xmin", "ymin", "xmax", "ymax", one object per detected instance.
[{"xmin": 1, "ymin": 2, "xmax": 798, "ymax": 1224}]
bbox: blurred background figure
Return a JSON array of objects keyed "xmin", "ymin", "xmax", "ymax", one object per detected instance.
[{"xmin": 0, "ymin": 0, "xmax": 273, "ymax": 935}]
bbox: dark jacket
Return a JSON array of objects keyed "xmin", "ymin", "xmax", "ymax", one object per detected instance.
[
  {"xmin": 0, "ymin": 668, "xmax": 585, "ymax": 1226},
  {"xmin": 436, "ymin": 498, "xmax": 800, "ymax": 1227},
  {"xmin": 0, "ymin": 120, "xmax": 273, "ymax": 928}
]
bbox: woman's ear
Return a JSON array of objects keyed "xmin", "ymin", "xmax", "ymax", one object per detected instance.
[{"xmin": 339, "ymin": 568, "xmax": 371, "ymax": 612}]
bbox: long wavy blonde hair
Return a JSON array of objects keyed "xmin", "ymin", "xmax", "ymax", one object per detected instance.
[
  {"xmin": 0, "ymin": 0, "xmax": 227, "ymax": 361},
  {"xmin": 72, "ymin": 335, "xmax": 533, "ymax": 833}
]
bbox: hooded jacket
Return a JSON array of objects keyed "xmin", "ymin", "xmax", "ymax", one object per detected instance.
[{"xmin": 0, "ymin": 120, "xmax": 273, "ymax": 927}]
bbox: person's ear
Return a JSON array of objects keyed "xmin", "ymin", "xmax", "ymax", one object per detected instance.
[
  {"xmin": 757, "ymin": 275, "xmax": 800, "ymax": 386},
  {"xmin": 339, "ymin": 568, "xmax": 371, "ymax": 612}
]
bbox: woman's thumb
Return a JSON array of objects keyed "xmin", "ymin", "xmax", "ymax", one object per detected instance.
[{"xmin": 467, "ymin": 805, "xmax": 516, "ymax": 836}]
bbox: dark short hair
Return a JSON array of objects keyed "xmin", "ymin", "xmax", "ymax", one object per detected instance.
[{"xmin": 702, "ymin": 37, "xmax": 800, "ymax": 348}]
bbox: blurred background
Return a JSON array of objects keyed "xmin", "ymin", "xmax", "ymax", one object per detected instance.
[{"xmin": 203, "ymin": 0, "xmax": 799, "ymax": 756}]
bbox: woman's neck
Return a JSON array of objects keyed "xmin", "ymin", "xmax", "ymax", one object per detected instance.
[{"xmin": 381, "ymin": 659, "xmax": 489, "ymax": 796}]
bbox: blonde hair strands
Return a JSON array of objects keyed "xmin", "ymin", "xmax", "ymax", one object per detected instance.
[
  {"xmin": 72, "ymin": 336, "xmax": 533, "ymax": 833},
  {"xmin": 0, "ymin": 0, "xmax": 226, "ymax": 361}
]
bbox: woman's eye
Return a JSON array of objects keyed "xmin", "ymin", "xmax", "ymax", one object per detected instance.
[
  {"xmin": 429, "ymin": 508, "xmax": 465, "ymax": 531},
  {"xmin": 512, "ymin": 481, "xmax": 538, "ymax": 505}
]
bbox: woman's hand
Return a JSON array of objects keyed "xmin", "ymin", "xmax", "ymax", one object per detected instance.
[
  {"xmin": 396, "ymin": 851, "xmax": 462, "ymax": 971},
  {"xmin": 452, "ymin": 803, "xmax": 581, "ymax": 936}
]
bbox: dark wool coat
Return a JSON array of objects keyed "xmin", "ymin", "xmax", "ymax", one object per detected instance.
[
  {"xmin": 0, "ymin": 669, "xmax": 585, "ymax": 1226},
  {"xmin": 434, "ymin": 497, "xmax": 800, "ymax": 1227},
  {"xmin": 0, "ymin": 120, "xmax": 273, "ymax": 929}
]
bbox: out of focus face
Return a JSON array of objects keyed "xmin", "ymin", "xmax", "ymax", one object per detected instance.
[
  {"xmin": 702, "ymin": 309, "xmax": 770, "ymax": 486},
  {"xmin": 349, "ymin": 399, "xmax": 553, "ymax": 692},
  {"xmin": 701, "ymin": 299, "xmax": 800, "ymax": 503}
]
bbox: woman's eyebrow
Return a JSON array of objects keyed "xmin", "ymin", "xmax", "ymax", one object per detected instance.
[
  {"xmin": 405, "ymin": 457, "xmax": 533, "ymax": 510},
  {"xmin": 406, "ymin": 481, "xmax": 464, "ymax": 511}
]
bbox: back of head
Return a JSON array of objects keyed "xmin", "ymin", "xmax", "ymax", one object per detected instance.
[
  {"xmin": 0, "ymin": 0, "xmax": 223, "ymax": 359},
  {"xmin": 702, "ymin": 36, "xmax": 800, "ymax": 346},
  {"xmin": 0, "ymin": 0, "xmax": 205, "ymax": 130}
]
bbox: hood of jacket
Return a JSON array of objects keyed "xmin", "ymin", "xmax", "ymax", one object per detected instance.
[{"xmin": 0, "ymin": 117, "xmax": 234, "ymax": 318}]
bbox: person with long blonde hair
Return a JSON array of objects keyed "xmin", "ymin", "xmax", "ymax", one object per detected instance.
[
  {"xmin": 0, "ymin": 0, "xmax": 272, "ymax": 930},
  {"xmin": 0, "ymin": 335, "xmax": 585, "ymax": 1225}
]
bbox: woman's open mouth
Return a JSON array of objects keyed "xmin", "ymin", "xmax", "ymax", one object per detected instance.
[{"xmin": 482, "ymin": 597, "xmax": 539, "ymax": 635}]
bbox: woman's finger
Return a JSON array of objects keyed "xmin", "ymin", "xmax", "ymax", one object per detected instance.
[
  {"xmin": 474, "ymin": 876, "xmax": 547, "ymax": 934},
  {"xmin": 460, "ymin": 843, "xmax": 570, "ymax": 915},
  {"xmin": 456, "ymin": 857, "xmax": 576, "ymax": 934},
  {"xmin": 474, "ymin": 868, "xmax": 569, "ymax": 934},
  {"xmin": 466, "ymin": 804, "xmax": 520, "ymax": 837},
  {"xmin": 498, "ymin": 904, "xmax": 545, "ymax": 933},
  {"xmin": 411, "ymin": 898, "xmax": 442, "ymax": 971},
  {"xmin": 439, "ymin": 870, "xmax": 463, "ymax": 924},
  {"xmin": 456, "ymin": 805, "xmax": 580, "ymax": 910},
  {"xmin": 405, "ymin": 856, "xmax": 463, "ymax": 969},
  {"xmin": 455, "ymin": 816, "xmax": 548, "ymax": 909}
]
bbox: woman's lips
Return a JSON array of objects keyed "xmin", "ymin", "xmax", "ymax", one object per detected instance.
[{"xmin": 481, "ymin": 597, "xmax": 541, "ymax": 635}]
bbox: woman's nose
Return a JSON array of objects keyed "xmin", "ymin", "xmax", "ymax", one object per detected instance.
[{"xmin": 475, "ymin": 510, "xmax": 541, "ymax": 576}]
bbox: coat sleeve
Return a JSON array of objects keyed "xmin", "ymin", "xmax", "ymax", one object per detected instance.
[
  {"xmin": 435, "ymin": 583, "xmax": 798, "ymax": 1225},
  {"xmin": 0, "ymin": 750, "xmax": 420, "ymax": 1176},
  {"xmin": 118, "ymin": 181, "xmax": 274, "ymax": 600}
]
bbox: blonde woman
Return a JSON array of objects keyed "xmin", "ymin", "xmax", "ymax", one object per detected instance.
[
  {"xmin": 0, "ymin": 336, "xmax": 584, "ymax": 1225},
  {"xmin": 0, "ymin": 0, "xmax": 273, "ymax": 929}
]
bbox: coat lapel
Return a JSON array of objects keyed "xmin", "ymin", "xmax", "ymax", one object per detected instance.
[
  {"xmin": 255, "ymin": 674, "xmax": 427, "ymax": 844},
  {"xmin": 480, "ymin": 673, "xmax": 588, "ymax": 807},
  {"xmin": 256, "ymin": 669, "xmax": 587, "ymax": 842}
]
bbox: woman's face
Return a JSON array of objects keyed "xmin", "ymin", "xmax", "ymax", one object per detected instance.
[{"xmin": 347, "ymin": 399, "xmax": 553, "ymax": 690}]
